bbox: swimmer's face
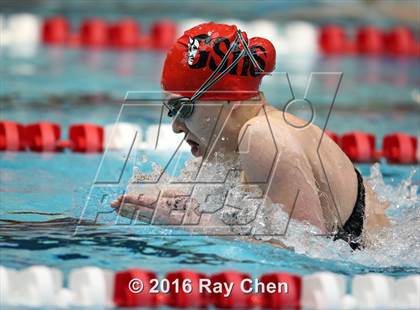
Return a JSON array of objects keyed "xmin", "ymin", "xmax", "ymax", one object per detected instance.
[{"xmin": 168, "ymin": 94, "xmax": 234, "ymax": 157}]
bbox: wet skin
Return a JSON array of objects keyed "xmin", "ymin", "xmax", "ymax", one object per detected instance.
[{"xmin": 111, "ymin": 94, "xmax": 389, "ymax": 245}]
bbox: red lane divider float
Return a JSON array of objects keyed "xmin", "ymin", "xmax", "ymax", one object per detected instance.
[
  {"xmin": 113, "ymin": 269, "xmax": 159, "ymax": 308},
  {"xmin": 25, "ymin": 122, "xmax": 61, "ymax": 152},
  {"xmin": 68, "ymin": 124, "xmax": 104, "ymax": 153},
  {"xmin": 210, "ymin": 271, "xmax": 253, "ymax": 309},
  {"xmin": 109, "ymin": 18, "xmax": 141, "ymax": 49},
  {"xmin": 151, "ymin": 20, "xmax": 178, "ymax": 50},
  {"xmin": 340, "ymin": 131, "xmax": 378, "ymax": 163},
  {"xmin": 39, "ymin": 16, "xmax": 419, "ymax": 56},
  {"xmin": 258, "ymin": 272, "xmax": 301, "ymax": 309},
  {"xmin": 41, "ymin": 16, "xmax": 177, "ymax": 50},
  {"xmin": 0, "ymin": 121, "xmax": 26, "ymax": 151},
  {"xmin": 0, "ymin": 121, "xmax": 418, "ymax": 164},
  {"xmin": 0, "ymin": 121, "xmax": 103, "ymax": 153},
  {"xmin": 1, "ymin": 266, "xmax": 419, "ymax": 309},
  {"xmin": 385, "ymin": 26, "xmax": 416, "ymax": 56},
  {"xmin": 356, "ymin": 26, "xmax": 384, "ymax": 55},
  {"xmin": 41, "ymin": 16, "xmax": 70, "ymax": 45},
  {"xmin": 80, "ymin": 18, "xmax": 109, "ymax": 48},
  {"xmin": 165, "ymin": 270, "xmax": 208, "ymax": 308},
  {"xmin": 319, "ymin": 24, "xmax": 418, "ymax": 57},
  {"xmin": 383, "ymin": 132, "xmax": 418, "ymax": 164},
  {"xmin": 319, "ymin": 25, "xmax": 348, "ymax": 55}
]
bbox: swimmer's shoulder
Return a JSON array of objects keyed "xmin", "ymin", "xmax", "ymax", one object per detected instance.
[{"xmin": 238, "ymin": 109, "xmax": 295, "ymax": 146}]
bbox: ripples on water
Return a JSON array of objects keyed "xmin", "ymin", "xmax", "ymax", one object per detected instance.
[{"xmin": 0, "ymin": 159, "xmax": 418, "ymax": 276}]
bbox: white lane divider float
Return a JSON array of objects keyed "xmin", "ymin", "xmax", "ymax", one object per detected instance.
[
  {"xmin": 3, "ymin": 13, "xmax": 40, "ymax": 58},
  {"xmin": 0, "ymin": 265, "xmax": 419, "ymax": 309},
  {"xmin": 0, "ymin": 15, "xmax": 9, "ymax": 48},
  {"xmin": 104, "ymin": 123, "xmax": 189, "ymax": 152},
  {"xmin": 0, "ymin": 266, "xmax": 19, "ymax": 305},
  {"xmin": 283, "ymin": 21, "xmax": 319, "ymax": 55},
  {"xmin": 68, "ymin": 266, "xmax": 114, "ymax": 307},
  {"xmin": 393, "ymin": 275, "xmax": 420, "ymax": 309},
  {"xmin": 144, "ymin": 124, "xmax": 189, "ymax": 152},
  {"xmin": 6, "ymin": 13, "xmax": 40, "ymax": 45},
  {"xmin": 301, "ymin": 272, "xmax": 348, "ymax": 310},
  {"xmin": 247, "ymin": 20, "xmax": 286, "ymax": 55},
  {"xmin": 105, "ymin": 122, "xmax": 142, "ymax": 150},
  {"xmin": 352, "ymin": 273, "xmax": 394, "ymax": 310},
  {"xmin": 17, "ymin": 265, "xmax": 63, "ymax": 307},
  {"xmin": 177, "ymin": 18, "xmax": 207, "ymax": 36}
]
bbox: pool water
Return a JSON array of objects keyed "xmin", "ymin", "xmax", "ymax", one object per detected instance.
[{"xmin": 1, "ymin": 46, "xmax": 419, "ymax": 280}]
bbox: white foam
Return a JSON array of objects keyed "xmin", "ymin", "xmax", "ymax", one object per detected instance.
[{"xmin": 129, "ymin": 157, "xmax": 419, "ymax": 268}]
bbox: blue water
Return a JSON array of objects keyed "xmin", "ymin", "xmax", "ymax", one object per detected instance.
[{"xmin": 1, "ymin": 44, "xmax": 419, "ymax": 281}]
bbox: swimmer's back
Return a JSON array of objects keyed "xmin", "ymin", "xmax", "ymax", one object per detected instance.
[{"xmin": 242, "ymin": 108, "xmax": 358, "ymax": 231}]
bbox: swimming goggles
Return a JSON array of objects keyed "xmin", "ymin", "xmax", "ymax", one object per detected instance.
[{"xmin": 163, "ymin": 29, "xmax": 263, "ymax": 119}]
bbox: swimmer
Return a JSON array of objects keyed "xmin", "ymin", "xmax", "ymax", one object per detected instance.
[{"xmin": 111, "ymin": 22, "xmax": 389, "ymax": 250}]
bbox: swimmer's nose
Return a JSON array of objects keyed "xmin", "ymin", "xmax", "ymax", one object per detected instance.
[{"xmin": 172, "ymin": 118, "xmax": 187, "ymax": 134}]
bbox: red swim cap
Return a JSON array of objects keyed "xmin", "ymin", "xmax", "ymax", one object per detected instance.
[{"xmin": 161, "ymin": 22, "xmax": 276, "ymax": 100}]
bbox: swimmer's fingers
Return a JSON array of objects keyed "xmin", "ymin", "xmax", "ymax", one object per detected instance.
[
  {"xmin": 112, "ymin": 193, "xmax": 194, "ymax": 209},
  {"xmin": 111, "ymin": 194, "xmax": 174, "ymax": 221},
  {"xmin": 113, "ymin": 194, "xmax": 200, "ymax": 225},
  {"xmin": 115, "ymin": 202, "xmax": 152, "ymax": 220},
  {"xmin": 110, "ymin": 194, "xmax": 155, "ymax": 208},
  {"xmin": 110, "ymin": 195, "xmax": 123, "ymax": 208},
  {"xmin": 116, "ymin": 201, "xmax": 180, "ymax": 225},
  {"xmin": 111, "ymin": 190, "xmax": 189, "ymax": 208}
]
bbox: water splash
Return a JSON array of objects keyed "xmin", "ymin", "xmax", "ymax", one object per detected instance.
[
  {"xmin": 367, "ymin": 163, "xmax": 418, "ymax": 209},
  {"xmin": 129, "ymin": 158, "xmax": 419, "ymax": 268},
  {"xmin": 256, "ymin": 163, "xmax": 420, "ymax": 268}
]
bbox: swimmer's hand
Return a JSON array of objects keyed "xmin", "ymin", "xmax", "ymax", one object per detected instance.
[{"xmin": 110, "ymin": 192, "xmax": 200, "ymax": 225}]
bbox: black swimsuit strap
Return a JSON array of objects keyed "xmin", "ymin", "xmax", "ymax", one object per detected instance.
[{"xmin": 334, "ymin": 168, "xmax": 366, "ymax": 250}]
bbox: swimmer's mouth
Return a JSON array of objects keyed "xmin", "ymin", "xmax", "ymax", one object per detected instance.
[{"xmin": 186, "ymin": 139, "xmax": 201, "ymax": 157}]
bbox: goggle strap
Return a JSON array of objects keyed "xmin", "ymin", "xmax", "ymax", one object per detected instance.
[
  {"xmin": 191, "ymin": 34, "xmax": 241, "ymax": 99},
  {"xmin": 191, "ymin": 29, "xmax": 263, "ymax": 102},
  {"xmin": 237, "ymin": 31, "xmax": 264, "ymax": 72},
  {"xmin": 162, "ymin": 100, "xmax": 173, "ymax": 111},
  {"xmin": 191, "ymin": 49, "xmax": 246, "ymax": 101}
]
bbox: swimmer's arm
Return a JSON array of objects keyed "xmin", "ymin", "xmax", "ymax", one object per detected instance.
[
  {"xmin": 110, "ymin": 191, "xmax": 202, "ymax": 226},
  {"xmin": 238, "ymin": 122, "xmax": 327, "ymax": 233},
  {"xmin": 111, "ymin": 191, "xmax": 230, "ymax": 229}
]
